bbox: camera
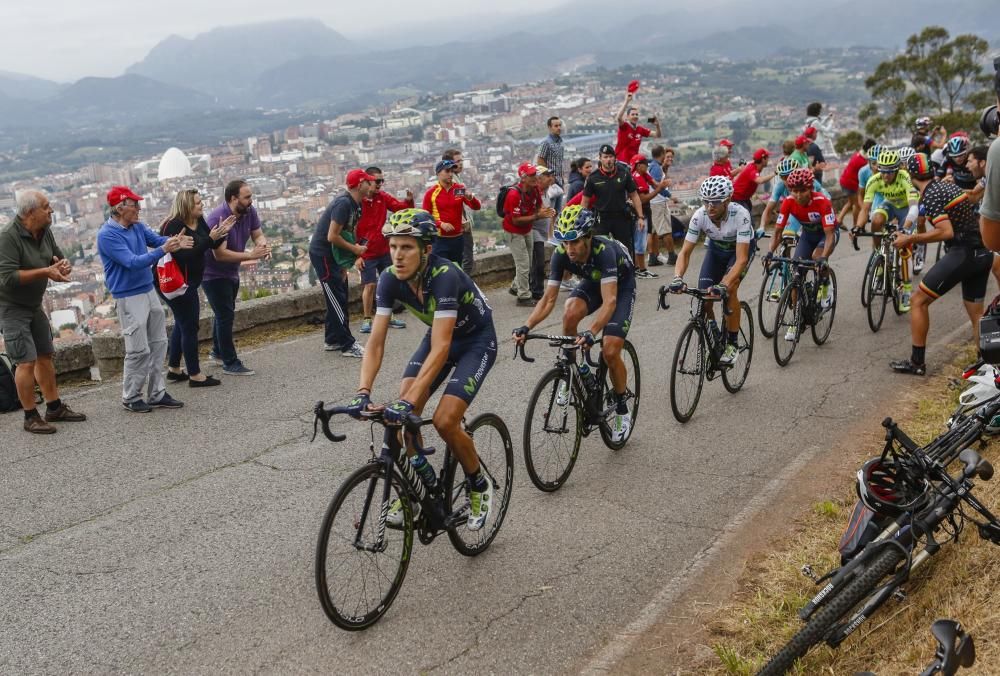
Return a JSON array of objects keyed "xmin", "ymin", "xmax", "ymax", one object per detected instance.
[
  {"xmin": 647, "ymin": 116, "xmax": 657, "ymax": 123},
  {"xmin": 982, "ymin": 57, "xmax": 1000, "ymax": 138}
]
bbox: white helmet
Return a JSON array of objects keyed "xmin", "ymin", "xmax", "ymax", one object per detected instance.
[
  {"xmin": 897, "ymin": 146, "xmax": 916, "ymax": 163},
  {"xmin": 699, "ymin": 175, "xmax": 734, "ymax": 201},
  {"xmin": 948, "ymin": 365, "xmax": 1000, "ymax": 428}
]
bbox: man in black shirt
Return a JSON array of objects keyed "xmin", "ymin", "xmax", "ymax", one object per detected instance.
[
  {"xmin": 804, "ymin": 126, "xmax": 827, "ymax": 183},
  {"xmin": 581, "ymin": 144, "xmax": 644, "ymax": 259}
]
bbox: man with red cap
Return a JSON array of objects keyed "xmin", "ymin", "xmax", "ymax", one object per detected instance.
[
  {"xmin": 97, "ymin": 186, "xmax": 194, "ymax": 413},
  {"xmin": 791, "ymin": 135, "xmax": 810, "ymax": 170},
  {"xmin": 732, "ymin": 148, "xmax": 775, "ymax": 226},
  {"xmin": 309, "ymin": 169, "xmax": 377, "ymax": 357},
  {"xmin": 503, "ymin": 163, "xmax": 551, "ymax": 305}
]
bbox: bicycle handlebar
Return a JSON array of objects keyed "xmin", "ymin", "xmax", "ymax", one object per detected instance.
[
  {"xmin": 514, "ymin": 333, "xmax": 600, "ymax": 367},
  {"xmin": 658, "ymin": 284, "xmax": 731, "ymax": 315},
  {"xmin": 849, "ymin": 225, "xmax": 899, "ymax": 251},
  {"xmin": 311, "ymin": 401, "xmax": 425, "ymax": 443}
]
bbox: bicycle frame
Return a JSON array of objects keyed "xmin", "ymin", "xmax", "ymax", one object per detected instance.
[
  {"xmin": 659, "ymin": 286, "xmax": 732, "ymax": 373},
  {"xmin": 762, "ymin": 235, "xmax": 798, "ymax": 297},
  {"xmin": 853, "ymin": 223, "xmax": 908, "ymax": 298},
  {"xmin": 766, "ymin": 255, "xmax": 824, "ymax": 325}
]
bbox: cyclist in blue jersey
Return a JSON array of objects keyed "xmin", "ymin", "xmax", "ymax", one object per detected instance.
[
  {"xmin": 512, "ymin": 205, "xmax": 637, "ymax": 442},
  {"xmin": 349, "ymin": 208, "xmax": 497, "ymax": 530}
]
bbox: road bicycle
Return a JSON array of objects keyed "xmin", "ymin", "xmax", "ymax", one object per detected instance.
[
  {"xmin": 756, "ymin": 402, "xmax": 1000, "ymax": 675},
  {"xmin": 758, "ymin": 232, "xmax": 798, "ymax": 339},
  {"xmin": 851, "ymin": 223, "xmax": 911, "ymax": 333},
  {"xmin": 517, "ymin": 334, "xmax": 640, "ymax": 491},
  {"xmin": 659, "ymin": 285, "xmax": 754, "ymax": 423},
  {"xmin": 312, "ymin": 402, "xmax": 513, "ymax": 630},
  {"xmin": 768, "ymin": 255, "xmax": 837, "ymax": 367}
]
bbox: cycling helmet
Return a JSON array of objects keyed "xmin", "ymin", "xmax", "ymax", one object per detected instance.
[
  {"xmin": 383, "ymin": 208, "xmax": 437, "ymax": 242},
  {"xmin": 866, "ymin": 144, "xmax": 882, "ymax": 162},
  {"xmin": 897, "ymin": 146, "xmax": 916, "ymax": 163},
  {"xmin": 907, "ymin": 153, "xmax": 934, "ymax": 181},
  {"xmin": 698, "ymin": 175, "xmax": 734, "ymax": 202},
  {"xmin": 876, "ymin": 148, "xmax": 901, "ymax": 170},
  {"xmin": 946, "ymin": 136, "xmax": 970, "ymax": 158},
  {"xmin": 776, "ymin": 157, "xmax": 798, "ymax": 177},
  {"xmin": 857, "ymin": 455, "xmax": 929, "ymax": 518},
  {"xmin": 914, "ymin": 116, "xmax": 932, "ymax": 130},
  {"xmin": 784, "ymin": 167, "xmax": 814, "ymax": 191},
  {"xmin": 553, "ymin": 205, "xmax": 595, "ymax": 242}
]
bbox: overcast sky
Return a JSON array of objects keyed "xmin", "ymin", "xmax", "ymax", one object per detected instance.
[{"xmin": 2, "ymin": 0, "xmax": 560, "ymax": 82}]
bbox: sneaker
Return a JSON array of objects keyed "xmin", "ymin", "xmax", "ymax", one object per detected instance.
[
  {"xmin": 648, "ymin": 256, "xmax": 663, "ymax": 267},
  {"xmin": 189, "ymin": 375, "xmax": 222, "ymax": 388},
  {"xmin": 818, "ymin": 283, "xmax": 833, "ymax": 309},
  {"xmin": 890, "ymin": 358, "xmax": 926, "ymax": 376},
  {"xmin": 719, "ymin": 343, "xmax": 738, "ymax": 365},
  {"xmin": 24, "ymin": 415, "xmax": 56, "ymax": 434},
  {"xmin": 359, "ymin": 318, "xmax": 372, "ymax": 334},
  {"xmin": 610, "ymin": 411, "xmax": 632, "ymax": 444},
  {"xmin": 666, "ymin": 252, "xmax": 678, "ymax": 265},
  {"xmin": 508, "ymin": 286, "xmax": 518, "ymax": 296},
  {"xmin": 223, "ymin": 362, "xmax": 256, "ymax": 376},
  {"xmin": 467, "ymin": 475, "xmax": 494, "ymax": 531},
  {"xmin": 784, "ymin": 326, "xmax": 798, "ymax": 342},
  {"xmin": 207, "ymin": 352, "xmax": 223, "ymax": 365},
  {"xmin": 769, "ymin": 285, "xmax": 782, "ymax": 301},
  {"xmin": 635, "ymin": 269, "xmax": 650, "ymax": 279},
  {"xmin": 324, "ymin": 343, "xmax": 340, "ymax": 352},
  {"xmin": 516, "ymin": 296, "xmax": 536, "ymax": 307},
  {"xmin": 166, "ymin": 370, "xmax": 189, "ymax": 382},
  {"xmin": 556, "ymin": 379, "xmax": 570, "ymax": 406},
  {"xmin": 122, "ymin": 399, "xmax": 153, "ymax": 413},
  {"xmin": 341, "ymin": 342, "xmax": 365, "ymax": 358},
  {"xmin": 386, "ymin": 498, "xmax": 420, "ymax": 529},
  {"xmin": 149, "ymin": 392, "xmax": 184, "ymax": 409},
  {"xmin": 389, "ymin": 318, "xmax": 406, "ymax": 329},
  {"xmin": 914, "ymin": 246, "xmax": 925, "ymax": 274},
  {"xmin": 44, "ymin": 403, "xmax": 87, "ymax": 422}
]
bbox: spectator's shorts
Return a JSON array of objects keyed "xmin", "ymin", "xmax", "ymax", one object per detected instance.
[
  {"xmin": 650, "ymin": 201, "xmax": 671, "ymax": 236},
  {"xmin": 0, "ymin": 305, "xmax": 54, "ymax": 364},
  {"xmin": 361, "ymin": 254, "xmax": 392, "ymax": 285}
]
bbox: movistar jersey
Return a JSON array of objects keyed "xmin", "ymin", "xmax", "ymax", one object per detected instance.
[
  {"xmin": 375, "ymin": 254, "xmax": 493, "ymax": 338},
  {"xmin": 863, "ymin": 171, "xmax": 919, "ymax": 210},
  {"xmin": 547, "ymin": 235, "xmax": 635, "ymax": 286}
]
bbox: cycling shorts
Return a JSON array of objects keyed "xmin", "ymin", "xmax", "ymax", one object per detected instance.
[
  {"xmin": 698, "ymin": 241, "xmax": 756, "ymax": 289},
  {"xmin": 402, "ymin": 326, "xmax": 497, "ymax": 404},
  {"xmin": 919, "ymin": 246, "xmax": 993, "ymax": 303},
  {"xmin": 873, "ymin": 203, "xmax": 910, "ymax": 229},
  {"xmin": 568, "ymin": 279, "xmax": 637, "ymax": 339},
  {"xmin": 794, "ymin": 227, "xmax": 839, "ymax": 260}
]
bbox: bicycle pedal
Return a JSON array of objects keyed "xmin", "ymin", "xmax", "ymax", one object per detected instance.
[
  {"xmin": 801, "ymin": 564, "xmax": 820, "ymax": 583},
  {"xmin": 892, "ymin": 588, "xmax": 907, "ymax": 602}
]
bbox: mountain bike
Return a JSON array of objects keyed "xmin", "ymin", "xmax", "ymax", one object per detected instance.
[
  {"xmin": 758, "ymin": 232, "xmax": 797, "ymax": 339},
  {"xmin": 851, "ymin": 223, "xmax": 910, "ymax": 333},
  {"xmin": 517, "ymin": 334, "xmax": 640, "ymax": 491},
  {"xmin": 312, "ymin": 402, "xmax": 513, "ymax": 630},
  {"xmin": 769, "ymin": 255, "xmax": 837, "ymax": 367},
  {"xmin": 659, "ymin": 285, "xmax": 754, "ymax": 423},
  {"xmin": 756, "ymin": 404, "xmax": 1000, "ymax": 675}
]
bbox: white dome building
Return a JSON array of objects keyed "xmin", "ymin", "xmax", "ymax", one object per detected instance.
[{"xmin": 157, "ymin": 147, "xmax": 192, "ymax": 181}]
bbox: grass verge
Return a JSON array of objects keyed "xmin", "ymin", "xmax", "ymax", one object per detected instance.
[{"xmin": 696, "ymin": 350, "xmax": 1000, "ymax": 675}]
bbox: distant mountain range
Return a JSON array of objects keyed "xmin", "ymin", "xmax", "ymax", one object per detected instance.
[{"xmin": 0, "ymin": 0, "xmax": 996, "ymax": 148}]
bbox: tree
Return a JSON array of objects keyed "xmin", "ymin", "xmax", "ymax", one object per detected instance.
[
  {"xmin": 834, "ymin": 130, "xmax": 865, "ymax": 156},
  {"xmin": 860, "ymin": 27, "xmax": 992, "ymax": 141}
]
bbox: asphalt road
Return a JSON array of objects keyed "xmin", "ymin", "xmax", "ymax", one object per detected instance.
[{"xmin": 0, "ymin": 240, "xmax": 982, "ymax": 674}]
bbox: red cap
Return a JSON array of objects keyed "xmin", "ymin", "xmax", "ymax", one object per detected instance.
[
  {"xmin": 753, "ymin": 148, "xmax": 769, "ymax": 161},
  {"xmin": 718, "ymin": 138, "xmax": 734, "ymax": 148},
  {"xmin": 517, "ymin": 162, "xmax": 538, "ymax": 178},
  {"xmin": 627, "ymin": 79, "xmax": 640, "ymax": 94},
  {"xmin": 795, "ymin": 135, "xmax": 808, "ymax": 147},
  {"xmin": 106, "ymin": 185, "xmax": 143, "ymax": 207},
  {"xmin": 803, "ymin": 126, "xmax": 817, "ymax": 138},
  {"xmin": 630, "ymin": 153, "xmax": 648, "ymax": 168},
  {"xmin": 346, "ymin": 168, "xmax": 377, "ymax": 188}
]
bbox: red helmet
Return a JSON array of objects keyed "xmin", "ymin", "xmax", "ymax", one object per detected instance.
[{"xmin": 785, "ymin": 167, "xmax": 814, "ymax": 191}]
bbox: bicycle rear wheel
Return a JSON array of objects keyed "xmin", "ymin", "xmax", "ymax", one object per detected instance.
[
  {"xmin": 599, "ymin": 339, "xmax": 641, "ymax": 449},
  {"xmin": 315, "ymin": 462, "xmax": 413, "ymax": 630},
  {"xmin": 446, "ymin": 413, "xmax": 513, "ymax": 556},
  {"xmin": 773, "ymin": 283, "xmax": 801, "ymax": 367},
  {"xmin": 722, "ymin": 301, "xmax": 754, "ymax": 393},
  {"xmin": 864, "ymin": 255, "xmax": 888, "ymax": 333},
  {"xmin": 811, "ymin": 268, "xmax": 837, "ymax": 345},
  {"xmin": 523, "ymin": 367, "xmax": 582, "ymax": 492},
  {"xmin": 758, "ymin": 265, "xmax": 783, "ymax": 339},
  {"xmin": 757, "ymin": 547, "xmax": 904, "ymax": 676},
  {"xmin": 670, "ymin": 322, "xmax": 706, "ymax": 422}
]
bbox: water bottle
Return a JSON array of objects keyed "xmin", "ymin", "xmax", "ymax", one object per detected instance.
[
  {"xmin": 578, "ymin": 362, "xmax": 598, "ymax": 396},
  {"xmin": 707, "ymin": 319, "xmax": 720, "ymax": 347},
  {"xmin": 410, "ymin": 453, "xmax": 438, "ymax": 492}
]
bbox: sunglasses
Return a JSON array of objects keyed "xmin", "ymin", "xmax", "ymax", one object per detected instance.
[
  {"xmin": 374, "ymin": 179, "xmax": 385, "ymax": 185},
  {"xmin": 878, "ymin": 169, "xmax": 899, "ymax": 174},
  {"xmin": 702, "ymin": 199, "xmax": 727, "ymax": 207}
]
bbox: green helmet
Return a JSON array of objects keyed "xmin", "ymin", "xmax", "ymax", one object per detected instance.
[
  {"xmin": 554, "ymin": 205, "xmax": 595, "ymax": 242},
  {"xmin": 876, "ymin": 148, "xmax": 900, "ymax": 170},
  {"xmin": 383, "ymin": 208, "xmax": 437, "ymax": 242}
]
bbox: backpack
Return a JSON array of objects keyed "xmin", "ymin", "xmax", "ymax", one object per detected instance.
[
  {"xmin": 496, "ymin": 185, "xmax": 521, "ymax": 217},
  {"xmin": 0, "ymin": 353, "xmax": 20, "ymax": 413}
]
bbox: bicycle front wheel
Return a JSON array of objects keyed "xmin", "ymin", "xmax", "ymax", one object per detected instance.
[
  {"xmin": 864, "ymin": 255, "xmax": 888, "ymax": 333},
  {"xmin": 523, "ymin": 367, "xmax": 582, "ymax": 492},
  {"xmin": 446, "ymin": 413, "xmax": 513, "ymax": 556},
  {"xmin": 723, "ymin": 301, "xmax": 754, "ymax": 393},
  {"xmin": 758, "ymin": 265, "xmax": 784, "ymax": 339},
  {"xmin": 670, "ymin": 322, "xmax": 706, "ymax": 422},
  {"xmin": 315, "ymin": 462, "xmax": 413, "ymax": 631},
  {"xmin": 891, "ymin": 254, "xmax": 906, "ymax": 316},
  {"xmin": 599, "ymin": 339, "xmax": 641, "ymax": 449},
  {"xmin": 756, "ymin": 547, "xmax": 904, "ymax": 676},
  {"xmin": 811, "ymin": 268, "xmax": 837, "ymax": 345},
  {"xmin": 860, "ymin": 250, "xmax": 872, "ymax": 309},
  {"xmin": 772, "ymin": 283, "xmax": 800, "ymax": 367}
]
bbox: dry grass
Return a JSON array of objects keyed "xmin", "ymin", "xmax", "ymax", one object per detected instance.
[{"xmin": 697, "ymin": 349, "xmax": 1000, "ymax": 675}]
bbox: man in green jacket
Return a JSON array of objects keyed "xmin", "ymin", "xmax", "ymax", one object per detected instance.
[{"xmin": 0, "ymin": 190, "xmax": 87, "ymax": 433}]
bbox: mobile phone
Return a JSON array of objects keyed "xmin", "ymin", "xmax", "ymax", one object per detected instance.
[
  {"xmin": 646, "ymin": 117, "xmax": 656, "ymax": 123},
  {"xmin": 357, "ymin": 238, "xmax": 368, "ymax": 246}
]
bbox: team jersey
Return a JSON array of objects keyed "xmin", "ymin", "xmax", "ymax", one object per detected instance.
[
  {"xmin": 858, "ymin": 164, "xmax": 874, "ymax": 193},
  {"xmin": 686, "ymin": 203, "xmax": 754, "ymax": 249},
  {"xmin": 920, "ymin": 179, "xmax": 984, "ymax": 249},
  {"xmin": 375, "ymin": 254, "xmax": 493, "ymax": 338},
  {"xmin": 863, "ymin": 171, "xmax": 919, "ymax": 210},
  {"xmin": 776, "ymin": 193, "xmax": 837, "ymax": 232},
  {"xmin": 548, "ymin": 235, "xmax": 635, "ymax": 286},
  {"xmin": 770, "ymin": 177, "xmax": 829, "ymax": 203}
]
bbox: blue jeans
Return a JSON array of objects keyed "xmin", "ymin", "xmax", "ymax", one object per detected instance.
[
  {"xmin": 202, "ymin": 278, "xmax": 240, "ymax": 367},
  {"xmin": 162, "ymin": 284, "xmax": 202, "ymax": 375}
]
